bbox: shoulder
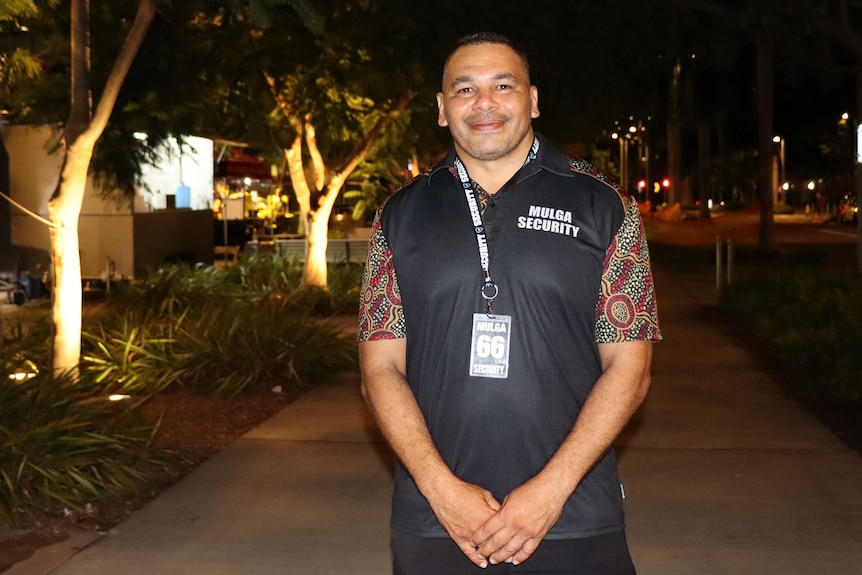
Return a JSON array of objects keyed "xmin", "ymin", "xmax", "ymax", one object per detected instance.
[{"xmin": 566, "ymin": 156, "xmax": 635, "ymax": 212}]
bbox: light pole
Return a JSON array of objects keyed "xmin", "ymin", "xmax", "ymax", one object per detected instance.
[
  {"xmin": 772, "ymin": 135, "xmax": 785, "ymax": 204},
  {"xmin": 612, "ymin": 132, "xmax": 628, "ymax": 191}
]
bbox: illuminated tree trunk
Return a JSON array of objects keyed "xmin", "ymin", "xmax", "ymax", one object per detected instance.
[
  {"xmin": 49, "ymin": 143, "xmax": 92, "ymax": 374},
  {"xmin": 50, "ymin": 0, "xmax": 155, "ymax": 376}
]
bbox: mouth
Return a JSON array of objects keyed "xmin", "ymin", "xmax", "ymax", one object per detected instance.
[{"xmin": 466, "ymin": 115, "xmax": 508, "ymax": 132}]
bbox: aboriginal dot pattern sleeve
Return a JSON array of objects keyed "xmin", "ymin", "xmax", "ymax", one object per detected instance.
[
  {"xmin": 594, "ymin": 193, "xmax": 661, "ymax": 343},
  {"xmin": 357, "ymin": 213, "xmax": 406, "ymax": 341}
]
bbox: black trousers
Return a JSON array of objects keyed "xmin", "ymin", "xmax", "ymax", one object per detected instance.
[{"xmin": 392, "ymin": 529, "xmax": 636, "ymax": 575}]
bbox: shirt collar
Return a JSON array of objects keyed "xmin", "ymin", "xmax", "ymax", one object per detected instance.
[{"xmin": 429, "ymin": 132, "xmax": 573, "ymax": 183}]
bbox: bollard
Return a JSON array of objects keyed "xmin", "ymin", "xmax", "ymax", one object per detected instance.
[
  {"xmin": 726, "ymin": 238, "xmax": 733, "ymax": 286},
  {"xmin": 716, "ymin": 236, "xmax": 734, "ymax": 289}
]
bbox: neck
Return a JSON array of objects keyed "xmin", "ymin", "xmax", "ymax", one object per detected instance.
[{"xmin": 456, "ymin": 133, "xmax": 536, "ymax": 194}]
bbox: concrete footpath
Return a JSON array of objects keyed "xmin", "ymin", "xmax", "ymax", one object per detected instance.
[{"xmin": 4, "ymin": 262, "xmax": 862, "ymax": 574}]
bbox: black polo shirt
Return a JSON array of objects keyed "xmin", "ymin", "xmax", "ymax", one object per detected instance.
[{"xmin": 358, "ymin": 133, "xmax": 660, "ymax": 539}]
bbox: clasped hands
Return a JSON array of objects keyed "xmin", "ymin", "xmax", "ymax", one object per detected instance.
[{"xmin": 430, "ymin": 476, "xmax": 566, "ymax": 569}]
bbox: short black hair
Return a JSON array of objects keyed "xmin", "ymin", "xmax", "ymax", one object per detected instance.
[{"xmin": 443, "ymin": 32, "xmax": 531, "ymax": 79}]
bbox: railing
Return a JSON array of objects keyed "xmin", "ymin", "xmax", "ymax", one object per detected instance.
[{"xmin": 244, "ymin": 238, "xmax": 369, "ymax": 264}]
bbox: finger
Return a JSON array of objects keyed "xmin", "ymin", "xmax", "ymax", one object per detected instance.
[
  {"xmin": 487, "ymin": 534, "xmax": 527, "ymax": 566},
  {"xmin": 457, "ymin": 540, "xmax": 489, "ymax": 569},
  {"xmin": 509, "ymin": 537, "xmax": 542, "ymax": 566},
  {"xmin": 469, "ymin": 515, "xmax": 503, "ymax": 549}
]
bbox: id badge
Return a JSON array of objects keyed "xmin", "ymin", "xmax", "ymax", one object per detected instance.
[{"xmin": 469, "ymin": 314, "xmax": 512, "ymax": 378}]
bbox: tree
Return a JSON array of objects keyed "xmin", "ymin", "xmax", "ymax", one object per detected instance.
[
  {"xmin": 49, "ymin": 0, "xmax": 157, "ymax": 376},
  {"xmin": 810, "ymin": 0, "xmax": 862, "ymax": 273},
  {"xmin": 186, "ymin": 0, "xmax": 426, "ymax": 289},
  {"xmin": 0, "ymin": 0, "xmax": 158, "ymax": 376},
  {"xmin": 2, "ymin": 1, "xmax": 328, "ymax": 375},
  {"xmin": 267, "ymin": 77, "xmax": 415, "ymax": 287}
]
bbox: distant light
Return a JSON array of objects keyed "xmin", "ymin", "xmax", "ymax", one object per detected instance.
[
  {"xmin": 782, "ymin": 182, "xmax": 790, "ymax": 191},
  {"xmin": 8, "ymin": 371, "xmax": 37, "ymax": 382},
  {"xmin": 243, "ymin": 177, "xmax": 252, "ymax": 186},
  {"xmin": 108, "ymin": 394, "xmax": 131, "ymax": 402},
  {"xmin": 133, "ymin": 132, "xmax": 148, "ymax": 141},
  {"xmin": 628, "ymin": 125, "xmax": 637, "ymax": 133},
  {"xmin": 807, "ymin": 181, "xmax": 816, "ymax": 191},
  {"xmin": 661, "ymin": 178, "xmax": 671, "ymax": 188},
  {"xmin": 772, "ymin": 135, "xmax": 781, "ymax": 143},
  {"xmin": 611, "ymin": 133, "xmax": 619, "ymax": 140},
  {"xmin": 842, "ymin": 112, "xmax": 850, "ymax": 121}
]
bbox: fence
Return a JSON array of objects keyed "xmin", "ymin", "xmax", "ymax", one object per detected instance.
[{"xmin": 244, "ymin": 238, "xmax": 369, "ymax": 264}]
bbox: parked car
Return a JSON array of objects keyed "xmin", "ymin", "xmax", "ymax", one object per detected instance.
[{"xmin": 838, "ymin": 193, "xmax": 858, "ymax": 224}]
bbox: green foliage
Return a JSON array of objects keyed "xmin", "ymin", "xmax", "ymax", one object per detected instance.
[
  {"xmin": 0, "ymin": 1, "xmax": 39, "ymax": 21},
  {"xmin": 91, "ymin": 255, "xmax": 360, "ymax": 397},
  {"xmin": 169, "ymin": 297, "xmax": 355, "ymax": 397},
  {"xmin": 0, "ymin": 370, "xmax": 158, "ymax": 524},
  {"xmin": 1, "ymin": 255, "xmax": 361, "ymax": 523},
  {"xmin": 721, "ymin": 270, "xmax": 862, "ymax": 402}
]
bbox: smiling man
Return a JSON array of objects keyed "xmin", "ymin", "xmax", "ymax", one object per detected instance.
[{"xmin": 358, "ymin": 32, "xmax": 661, "ymax": 574}]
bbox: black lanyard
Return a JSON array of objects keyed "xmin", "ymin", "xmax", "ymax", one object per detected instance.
[{"xmin": 454, "ymin": 137, "xmax": 539, "ymax": 313}]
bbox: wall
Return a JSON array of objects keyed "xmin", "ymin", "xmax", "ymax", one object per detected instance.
[
  {"xmin": 2, "ymin": 125, "xmax": 215, "ymax": 279},
  {"xmin": 133, "ymin": 210, "xmax": 214, "ymax": 276}
]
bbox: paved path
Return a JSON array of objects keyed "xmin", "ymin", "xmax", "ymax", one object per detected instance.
[{"xmin": 4, "ymin": 261, "xmax": 862, "ymax": 574}]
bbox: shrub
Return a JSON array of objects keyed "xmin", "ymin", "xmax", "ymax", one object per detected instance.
[
  {"xmin": 170, "ymin": 296, "xmax": 357, "ymax": 397},
  {"xmin": 1, "ymin": 254, "xmax": 361, "ymax": 523},
  {"xmin": 0, "ymin": 370, "xmax": 159, "ymax": 524},
  {"xmin": 721, "ymin": 270, "xmax": 862, "ymax": 402}
]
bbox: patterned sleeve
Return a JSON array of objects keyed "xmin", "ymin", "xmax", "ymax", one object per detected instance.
[
  {"xmin": 594, "ymin": 194, "xmax": 661, "ymax": 343},
  {"xmin": 357, "ymin": 212, "xmax": 406, "ymax": 342}
]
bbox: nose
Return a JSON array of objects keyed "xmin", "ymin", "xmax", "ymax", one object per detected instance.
[{"xmin": 472, "ymin": 87, "xmax": 499, "ymax": 111}]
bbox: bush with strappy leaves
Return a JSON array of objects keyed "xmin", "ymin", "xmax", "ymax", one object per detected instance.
[{"xmin": 1, "ymin": 255, "xmax": 361, "ymax": 524}]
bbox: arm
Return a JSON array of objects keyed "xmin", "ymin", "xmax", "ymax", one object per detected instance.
[
  {"xmin": 471, "ymin": 340, "xmax": 653, "ymax": 566},
  {"xmin": 358, "ymin": 339, "xmax": 501, "ymax": 568}
]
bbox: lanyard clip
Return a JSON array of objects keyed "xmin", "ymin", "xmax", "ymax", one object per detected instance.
[{"xmin": 481, "ymin": 279, "xmax": 497, "ymax": 315}]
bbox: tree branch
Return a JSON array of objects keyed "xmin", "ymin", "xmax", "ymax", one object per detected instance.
[
  {"xmin": 317, "ymin": 90, "xmax": 416, "ymax": 214},
  {"xmin": 334, "ymin": 89, "xmax": 416, "ymax": 179},
  {"xmin": 304, "ymin": 113, "xmax": 326, "ymax": 191},
  {"xmin": 85, "ymin": 0, "xmax": 157, "ymax": 147}
]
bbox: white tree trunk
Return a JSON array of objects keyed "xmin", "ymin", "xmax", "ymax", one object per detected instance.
[
  {"xmin": 49, "ymin": 0, "xmax": 156, "ymax": 376},
  {"xmin": 304, "ymin": 210, "xmax": 329, "ymax": 288},
  {"xmin": 48, "ymin": 143, "xmax": 91, "ymax": 376}
]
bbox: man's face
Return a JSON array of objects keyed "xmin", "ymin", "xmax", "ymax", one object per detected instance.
[{"xmin": 436, "ymin": 42, "xmax": 539, "ymax": 163}]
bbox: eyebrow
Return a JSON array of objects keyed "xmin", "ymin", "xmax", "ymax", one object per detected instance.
[{"xmin": 450, "ymin": 72, "xmax": 518, "ymax": 87}]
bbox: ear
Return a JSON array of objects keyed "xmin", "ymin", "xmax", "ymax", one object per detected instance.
[
  {"xmin": 436, "ymin": 92, "xmax": 449, "ymax": 127},
  {"xmin": 530, "ymin": 86, "xmax": 540, "ymax": 119}
]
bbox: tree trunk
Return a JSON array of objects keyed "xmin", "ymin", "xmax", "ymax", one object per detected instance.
[
  {"xmin": 697, "ymin": 119, "xmax": 711, "ymax": 219},
  {"xmin": 48, "ymin": 140, "xmax": 92, "ymax": 376},
  {"xmin": 50, "ymin": 0, "xmax": 156, "ymax": 376},
  {"xmin": 856, "ymin": 62, "xmax": 862, "ymax": 274},
  {"xmin": 756, "ymin": 28, "xmax": 777, "ymax": 254},
  {"xmin": 304, "ymin": 210, "xmax": 329, "ymax": 287},
  {"xmin": 666, "ymin": 59, "xmax": 682, "ymax": 208}
]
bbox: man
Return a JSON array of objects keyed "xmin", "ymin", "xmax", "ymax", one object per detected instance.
[{"xmin": 358, "ymin": 32, "xmax": 660, "ymax": 574}]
